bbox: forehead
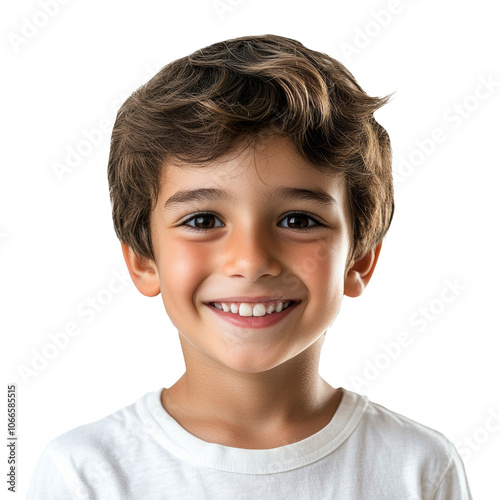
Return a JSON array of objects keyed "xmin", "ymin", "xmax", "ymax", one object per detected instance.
[{"xmin": 158, "ymin": 136, "xmax": 347, "ymax": 209}]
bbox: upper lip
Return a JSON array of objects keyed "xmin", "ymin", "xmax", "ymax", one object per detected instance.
[{"xmin": 205, "ymin": 296, "xmax": 300, "ymax": 304}]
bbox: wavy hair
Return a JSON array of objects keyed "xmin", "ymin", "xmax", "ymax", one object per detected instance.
[{"xmin": 108, "ymin": 34, "xmax": 394, "ymax": 264}]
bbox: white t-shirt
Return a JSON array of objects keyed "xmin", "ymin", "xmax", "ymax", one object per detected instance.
[{"xmin": 27, "ymin": 388, "xmax": 473, "ymax": 499}]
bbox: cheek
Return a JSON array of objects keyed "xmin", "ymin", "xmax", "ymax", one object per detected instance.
[
  {"xmin": 294, "ymin": 240, "xmax": 347, "ymax": 319},
  {"xmin": 293, "ymin": 238, "xmax": 346, "ymax": 284},
  {"xmin": 157, "ymin": 240, "xmax": 208, "ymax": 311}
]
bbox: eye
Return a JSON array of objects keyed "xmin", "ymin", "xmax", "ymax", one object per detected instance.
[
  {"xmin": 180, "ymin": 211, "xmax": 324, "ymax": 233},
  {"xmin": 278, "ymin": 212, "xmax": 323, "ymax": 232},
  {"xmin": 182, "ymin": 212, "xmax": 224, "ymax": 232}
]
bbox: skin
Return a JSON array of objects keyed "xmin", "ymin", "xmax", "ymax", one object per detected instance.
[{"xmin": 122, "ymin": 135, "xmax": 382, "ymax": 449}]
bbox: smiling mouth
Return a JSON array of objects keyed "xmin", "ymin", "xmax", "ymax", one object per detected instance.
[
  {"xmin": 205, "ymin": 299, "xmax": 301, "ymax": 329},
  {"xmin": 207, "ymin": 300, "xmax": 298, "ymax": 317}
]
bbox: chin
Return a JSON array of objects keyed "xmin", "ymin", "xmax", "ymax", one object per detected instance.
[{"xmin": 219, "ymin": 353, "xmax": 288, "ymax": 374}]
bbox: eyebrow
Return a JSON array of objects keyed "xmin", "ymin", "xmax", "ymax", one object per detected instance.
[{"xmin": 163, "ymin": 186, "xmax": 338, "ymax": 211}]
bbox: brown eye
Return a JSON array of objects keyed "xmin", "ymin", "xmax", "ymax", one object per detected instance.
[
  {"xmin": 183, "ymin": 212, "xmax": 224, "ymax": 232},
  {"xmin": 287, "ymin": 214, "xmax": 308, "ymax": 229},
  {"xmin": 279, "ymin": 212, "xmax": 322, "ymax": 231},
  {"xmin": 182, "ymin": 211, "xmax": 323, "ymax": 233},
  {"xmin": 193, "ymin": 215, "xmax": 215, "ymax": 229}
]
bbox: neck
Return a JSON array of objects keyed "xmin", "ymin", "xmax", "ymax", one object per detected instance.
[{"xmin": 161, "ymin": 334, "xmax": 341, "ymax": 447}]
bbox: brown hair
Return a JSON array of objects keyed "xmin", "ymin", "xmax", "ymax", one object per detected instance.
[{"xmin": 108, "ymin": 34, "xmax": 394, "ymax": 264}]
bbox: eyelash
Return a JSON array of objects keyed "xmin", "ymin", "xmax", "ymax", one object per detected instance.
[{"xmin": 180, "ymin": 211, "xmax": 324, "ymax": 233}]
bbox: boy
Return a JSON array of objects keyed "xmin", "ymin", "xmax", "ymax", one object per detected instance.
[{"xmin": 28, "ymin": 34, "xmax": 473, "ymax": 498}]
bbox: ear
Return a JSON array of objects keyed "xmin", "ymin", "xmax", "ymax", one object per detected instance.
[
  {"xmin": 344, "ymin": 242, "xmax": 383, "ymax": 298},
  {"xmin": 121, "ymin": 242, "xmax": 161, "ymax": 297}
]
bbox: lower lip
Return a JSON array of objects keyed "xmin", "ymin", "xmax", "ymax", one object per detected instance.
[{"xmin": 205, "ymin": 301, "xmax": 301, "ymax": 329}]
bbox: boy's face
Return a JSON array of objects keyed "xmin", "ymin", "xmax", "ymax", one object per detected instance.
[{"xmin": 142, "ymin": 135, "xmax": 359, "ymax": 373}]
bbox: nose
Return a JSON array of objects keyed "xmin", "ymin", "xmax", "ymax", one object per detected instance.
[{"xmin": 221, "ymin": 220, "xmax": 282, "ymax": 281}]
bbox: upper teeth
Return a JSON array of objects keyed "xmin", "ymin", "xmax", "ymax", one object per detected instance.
[{"xmin": 211, "ymin": 300, "xmax": 292, "ymax": 317}]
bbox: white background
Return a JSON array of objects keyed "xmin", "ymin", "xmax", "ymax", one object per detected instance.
[{"xmin": 2, "ymin": 0, "xmax": 499, "ymax": 497}]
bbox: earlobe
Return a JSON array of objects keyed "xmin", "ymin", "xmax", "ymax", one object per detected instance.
[
  {"xmin": 121, "ymin": 242, "xmax": 161, "ymax": 297},
  {"xmin": 344, "ymin": 242, "xmax": 383, "ymax": 298}
]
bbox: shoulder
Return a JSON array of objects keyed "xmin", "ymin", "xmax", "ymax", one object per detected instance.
[
  {"xmin": 33, "ymin": 391, "xmax": 158, "ymax": 470},
  {"xmin": 46, "ymin": 390, "xmax": 153, "ymax": 458},
  {"xmin": 27, "ymin": 390, "xmax": 161, "ymax": 499},
  {"xmin": 343, "ymin": 390, "xmax": 472, "ymax": 498},
  {"xmin": 357, "ymin": 393, "xmax": 456, "ymax": 459}
]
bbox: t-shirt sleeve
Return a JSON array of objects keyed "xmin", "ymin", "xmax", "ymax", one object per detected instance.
[
  {"xmin": 432, "ymin": 444, "xmax": 473, "ymax": 500},
  {"xmin": 26, "ymin": 443, "xmax": 78, "ymax": 500}
]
